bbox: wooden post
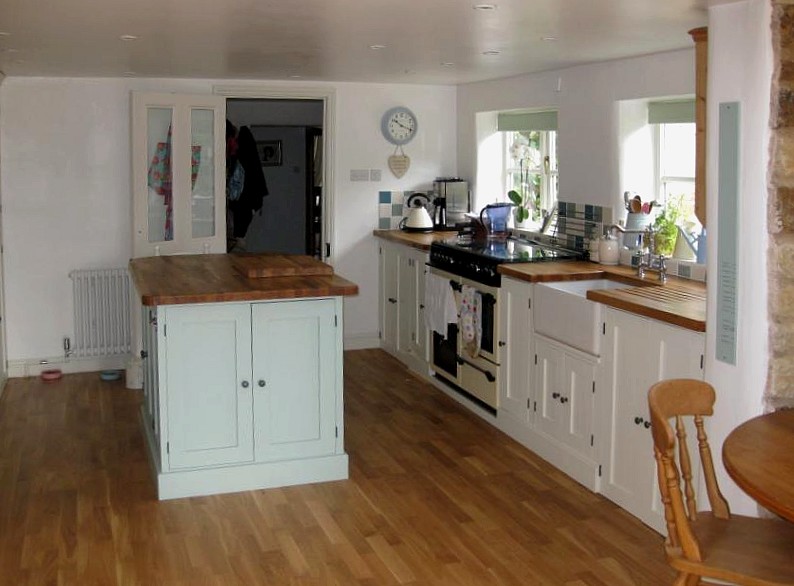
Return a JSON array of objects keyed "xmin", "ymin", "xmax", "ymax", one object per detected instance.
[{"xmin": 689, "ymin": 27, "xmax": 708, "ymax": 228}]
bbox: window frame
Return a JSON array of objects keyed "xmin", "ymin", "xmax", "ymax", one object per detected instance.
[{"xmin": 502, "ymin": 129, "xmax": 558, "ymax": 220}]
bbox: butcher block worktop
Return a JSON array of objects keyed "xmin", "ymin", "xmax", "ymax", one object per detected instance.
[
  {"xmin": 501, "ymin": 262, "xmax": 706, "ymax": 332},
  {"xmin": 130, "ymin": 253, "xmax": 358, "ymax": 306},
  {"xmin": 372, "ymin": 230, "xmax": 705, "ymax": 332}
]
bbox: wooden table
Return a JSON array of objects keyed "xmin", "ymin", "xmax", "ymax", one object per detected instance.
[{"xmin": 722, "ymin": 409, "xmax": 794, "ymax": 522}]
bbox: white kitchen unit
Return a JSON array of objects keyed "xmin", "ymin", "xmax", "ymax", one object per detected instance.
[
  {"xmin": 131, "ymin": 92, "xmax": 227, "ymax": 258},
  {"xmin": 532, "ymin": 335, "xmax": 599, "ymax": 490},
  {"xmin": 378, "ymin": 240, "xmax": 430, "ymax": 373},
  {"xmin": 140, "ymin": 297, "xmax": 347, "ymax": 499},
  {"xmin": 597, "ymin": 307, "xmax": 705, "ymax": 533},
  {"xmin": 497, "ymin": 277, "xmax": 533, "ymax": 425}
]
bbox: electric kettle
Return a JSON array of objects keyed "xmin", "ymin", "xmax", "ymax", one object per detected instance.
[{"xmin": 400, "ymin": 193, "xmax": 434, "ymax": 232}]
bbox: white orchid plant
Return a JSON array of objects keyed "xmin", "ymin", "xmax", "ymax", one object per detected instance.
[{"xmin": 507, "ymin": 134, "xmax": 541, "ymax": 224}]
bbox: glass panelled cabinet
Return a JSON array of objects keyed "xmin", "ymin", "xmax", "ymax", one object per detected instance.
[{"xmin": 132, "ymin": 93, "xmax": 226, "ymax": 257}]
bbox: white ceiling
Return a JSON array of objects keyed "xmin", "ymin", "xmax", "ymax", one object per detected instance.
[{"xmin": 0, "ymin": 0, "xmax": 707, "ymax": 85}]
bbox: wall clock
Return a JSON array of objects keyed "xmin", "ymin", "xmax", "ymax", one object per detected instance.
[
  {"xmin": 382, "ymin": 106, "xmax": 417, "ymax": 178},
  {"xmin": 381, "ymin": 106, "xmax": 417, "ymax": 146}
]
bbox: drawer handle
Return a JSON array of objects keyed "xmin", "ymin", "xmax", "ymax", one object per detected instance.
[
  {"xmin": 241, "ymin": 381, "xmax": 250, "ymax": 388},
  {"xmin": 258, "ymin": 380, "xmax": 266, "ymax": 388}
]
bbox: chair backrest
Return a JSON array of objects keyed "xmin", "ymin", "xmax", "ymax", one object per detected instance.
[{"xmin": 647, "ymin": 379, "xmax": 730, "ymax": 562}]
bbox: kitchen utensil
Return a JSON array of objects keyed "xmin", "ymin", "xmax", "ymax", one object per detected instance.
[
  {"xmin": 630, "ymin": 195, "xmax": 643, "ymax": 213},
  {"xmin": 400, "ymin": 193, "xmax": 434, "ymax": 232},
  {"xmin": 624, "ymin": 191, "xmax": 632, "ymax": 211},
  {"xmin": 479, "ymin": 202, "xmax": 515, "ymax": 239}
]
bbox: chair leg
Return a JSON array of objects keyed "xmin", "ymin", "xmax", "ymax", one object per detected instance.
[{"xmin": 673, "ymin": 572, "xmax": 700, "ymax": 586}]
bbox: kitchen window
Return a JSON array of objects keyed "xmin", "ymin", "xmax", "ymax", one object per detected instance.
[
  {"xmin": 649, "ymin": 101, "xmax": 696, "ymax": 216},
  {"xmin": 497, "ymin": 110, "xmax": 558, "ymax": 224}
]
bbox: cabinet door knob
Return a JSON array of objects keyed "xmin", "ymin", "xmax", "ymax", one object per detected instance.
[
  {"xmin": 498, "ymin": 341, "xmax": 506, "ymax": 347},
  {"xmin": 560, "ymin": 396, "xmax": 568, "ymax": 404},
  {"xmin": 552, "ymin": 392, "xmax": 560, "ymax": 399},
  {"xmin": 241, "ymin": 381, "xmax": 250, "ymax": 388},
  {"xmin": 258, "ymin": 380, "xmax": 266, "ymax": 387},
  {"xmin": 388, "ymin": 297, "xmax": 397, "ymax": 304},
  {"xmin": 634, "ymin": 416, "xmax": 643, "ymax": 425},
  {"xmin": 644, "ymin": 421, "xmax": 651, "ymax": 429},
  {"xmin": 140, "ymin": 350, "xmax": 148, "ymax": 359}
]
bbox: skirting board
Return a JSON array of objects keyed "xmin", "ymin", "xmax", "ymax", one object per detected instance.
[
  {"xmin": 7, "ymin": 354, "xmax": 130, "ymax": 378},
  {"xmin": 344, "ymin": 332, "xmax": 379, "ymax": 350}
]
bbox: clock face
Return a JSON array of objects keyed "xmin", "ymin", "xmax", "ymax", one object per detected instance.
[{"xmin": 381, "ymin": 107, "xmax": 417, "ymax": 145}]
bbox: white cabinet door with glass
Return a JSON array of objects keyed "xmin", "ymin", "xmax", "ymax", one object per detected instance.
[
  {"xmin": 141, "ymin": 297, "xmax": 348, "ymax": 499},
  {"xmin": 132, "ymin": 92, "xmax": 226, "ymax": 257},
  {"xmin": 597, "ymin": 307, "xmax": 704, "ymax": 533}
]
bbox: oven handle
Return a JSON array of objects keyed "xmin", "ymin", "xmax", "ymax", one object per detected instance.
[
  {"xmin": 448, "ymin": 280, "xmax": 496, "ymax": 305},
  {"xmin": 455, "ymin": 355, "xmax": 496, "ymax": 382}
]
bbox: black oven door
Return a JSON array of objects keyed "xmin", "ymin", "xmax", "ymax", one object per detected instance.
[{"xmin": 432, "ymin": 322, "xmax": 459, "ymax": 380}]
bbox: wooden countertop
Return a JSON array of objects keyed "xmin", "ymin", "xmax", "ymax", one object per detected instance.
[
  {"xmin": 373, "ymin": 230, "xmax": 706, "ymax": 332},
  {"xmin": 130, "ymin": 254, "xmax": 359, "ymax": 306},
  {"xmin": 373, "ymin": 229, "xmax": 456, "ymax": 251},
  {"xmin": 501, "ymin": 262, "xmax": 706, "ymax": 332}
]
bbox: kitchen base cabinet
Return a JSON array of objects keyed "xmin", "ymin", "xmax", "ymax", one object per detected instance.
[
  {"xmin": 497, "ymin": 277, "xmax": 533, "ymax": 425},
  {"xmin": 378, "ymin": 240, "xmax": 430, "ymax": 374},
  {"xmin": 597, "ymin": 307, "xmax": 704, "ymax": 533},
  {"xmin": 140, "ymin": 297, "xmax": 347, "ymax": 500},
  {"xmin": 530, "ymin": 335, "xmax": 599, "ymax": 491}
]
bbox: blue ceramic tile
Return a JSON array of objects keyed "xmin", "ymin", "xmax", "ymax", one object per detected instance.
[
  {"xmin": 379, "ymin": 191, "xmax": 391, "ymax": 204},
  {"xmin": 584, "ymin": 205, "xmax": 594, "ymax": 220}
]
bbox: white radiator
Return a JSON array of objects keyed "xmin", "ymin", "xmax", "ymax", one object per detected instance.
[{"xmin": 69, "ymin": 268, "xmax": 132, "ymax": 358}]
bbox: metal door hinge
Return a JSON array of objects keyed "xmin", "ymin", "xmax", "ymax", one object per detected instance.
[
  {"xmin": 598, "ymin": 464, "xmax": 602, "ymax": 477},
  {"xmin": 590, "ymin": 434, "xmax": 594, "ymax": 447},
  {"xmin": 533, "ymin": 401, "xmax": 537, "ymax": 412},
  {"xmin": 602, "ymin": 322, "xmax": 606, "ymax": 335},
  {"xmin": 592, "ymin": 381, "xmax": 595, "ymax": 394},
  {"xmin": 700, "ymin": 354, "xmax": 704, "ymax": 369},
  {"xmin": 534, "ymin": 354, "xmax": 537, "ymax": 365},
  {"xmin": 378, "ymin": 330, "xmax": 382, "ymax": 339},
  {"xmin": 334, "ymin": 315, "xmax": 338, "ymax": 327},
  {"xmin": 163, "ymin": 324, "xmax": 167, "ymax": 337},
  {"xmin": 326, "ymin": 243, "xmax": 331, "ymax": 257},
  {"xmin": 528, "ymin": 298, "xmax": 531, "ymax": 309},
  {"xmin": 335, "ymin": 426, "xmax": 339, "ymax": 438},
  {"xmin": 166, "ymin": 442, "xmax": 170, "ymax": 454},
  {"xmin": 527, "ymin": 398, "xmax": 531, "ymax": 409}
]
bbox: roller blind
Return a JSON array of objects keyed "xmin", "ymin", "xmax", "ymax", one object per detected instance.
[
  {"xmin": 497, "ymin": 110, "xmax": 558, "ymax": 131},
  {"xmin": 648, "ymin": 100, "xmax": 696, "ymax": 124}
]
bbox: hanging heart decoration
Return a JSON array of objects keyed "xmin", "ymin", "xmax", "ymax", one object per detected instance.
[{"xmin": 388, "ymin": 147, "xmax": 410, "ymax": 178}]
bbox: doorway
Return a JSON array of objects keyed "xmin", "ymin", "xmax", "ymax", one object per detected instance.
[{"xmin": 225, "ymin": 98, "xmax": 325, "ymax": 257}]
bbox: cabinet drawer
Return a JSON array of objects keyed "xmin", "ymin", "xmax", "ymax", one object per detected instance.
[{"xmin": 459, "ymin": 358, "xmax": 498, "ymax": 409}]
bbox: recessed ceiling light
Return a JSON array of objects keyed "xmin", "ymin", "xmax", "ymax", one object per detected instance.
[
  {"xmin": 369, "ymin": 44, "xmax": 386, "ymax": 50},
  {"xmin": 473, "ymin": 3, "xmax": 497, "ymax": 10},
  {"xmin": 482, "ymin": 49, "xmax": 500, "ymax": 56},
  {"xmin": 541, "ymin": 36, "xmax": 558, "ymax": 42},
  {"xmin": 123, "ymin": 71, "xmax": 136, "ymax": 76},
  {"xmin": 289, "ymin": 75, "xmax": 302, "ymax": 78},
  {"xmin": 0, "ymin": 32, "xmax": 10, "ymax": 37},
  {"xmin": 441, "ymin": 62, "xmax": 455, "ymax": 67},
  {"xmin": 119, "ymin": 34, "xmax": 139, "ymax": 41},
  {"xmin": 3, "ymin": 48, "xmax": 19, "ymax": 53}
]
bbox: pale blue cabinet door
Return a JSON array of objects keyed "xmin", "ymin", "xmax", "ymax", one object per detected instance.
[
  {"xmin": 165, "ymin": 304, "xmax": 254, "ymax": 469},
  {"xmin": 252, "ymin": 299, "xmax": 338, "ymax": 461}
]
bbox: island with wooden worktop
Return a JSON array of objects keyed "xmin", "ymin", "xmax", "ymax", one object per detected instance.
[{"xmin": 129, "ymin": 253, "xmax": 358, "ymax": 500}]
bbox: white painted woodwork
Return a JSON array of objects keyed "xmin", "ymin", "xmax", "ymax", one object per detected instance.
[
  {"xmin": 598, "ymin": 307, "xmax": 704, "ymax": 533},
  {"xmin": 139, "ymin": 296, "xmax": 348, "ymax": 499},
  {"xmin": 132, "ymin": 92, "xmax": 226, "ymax": 258},
  {"xmin": 252, "ymin": 299, "xmax": 338, "ymax": 462},
  {"xmin": 378, "ymin": 241, "xmax": 430, "ymax": 374},
  {"xmin": 164, "ymin": 303, "xmax": 254, "ymax": 470},
  {"xmin": 497, "ymin": 277, "xmax": 533, "ymax": 424}
]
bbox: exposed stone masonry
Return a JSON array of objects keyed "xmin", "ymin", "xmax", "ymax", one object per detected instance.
[{"xmin": 768, "ymin": 1, "xmax": 794, "ymax": 408}]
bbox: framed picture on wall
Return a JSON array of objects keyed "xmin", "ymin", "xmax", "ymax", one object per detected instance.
[{"xmin": 257, "ymin": 140, "xmax": 282, "ymax": 167}]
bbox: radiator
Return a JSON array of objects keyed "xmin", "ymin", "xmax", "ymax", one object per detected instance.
[{"xmin": 69, "ymin": 268, "xmax": 132, "ymax": 358}]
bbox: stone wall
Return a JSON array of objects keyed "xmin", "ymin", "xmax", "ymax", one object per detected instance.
[{"xmin": 768, "ymin": 1, "xmax": 794, "ymax": 408}]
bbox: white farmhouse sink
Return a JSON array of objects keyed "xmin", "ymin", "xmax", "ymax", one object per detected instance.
[{"xmin": 534, "ymin": 279, "xmax": 635, "ymax": 355}]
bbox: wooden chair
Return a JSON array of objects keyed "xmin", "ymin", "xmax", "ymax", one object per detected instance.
[{"xmin": 647, "ymin": 379, "xmax": 794, "ymax": 586}]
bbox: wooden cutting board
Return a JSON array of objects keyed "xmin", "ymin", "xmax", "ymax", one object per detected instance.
[{"xmin": 232, "ymin": 253, "xmax": 334, "ymax": 278}]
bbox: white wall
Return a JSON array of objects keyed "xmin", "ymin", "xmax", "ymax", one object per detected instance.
[
  {"xmin": 456, "ymin": 50, "xmax": 695, "ymax": 214},
  {"xmin": 0, "ymin": 77, "xmax": 457, "ymax": 364},
  {"xmin": 704, "ymin": 0, "xmax": 772, "ymax": 515}
]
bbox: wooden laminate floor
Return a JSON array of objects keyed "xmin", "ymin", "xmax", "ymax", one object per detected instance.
[{"xmin": 0, "ymin": 349, "xmax": 674, "ymax": 585}]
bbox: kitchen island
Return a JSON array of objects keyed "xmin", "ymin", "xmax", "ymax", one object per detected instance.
[{"xmin": 130, "ymin": 253, "xmax": 358, "ymax": 500}]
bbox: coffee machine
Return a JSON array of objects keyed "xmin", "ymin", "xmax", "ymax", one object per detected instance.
[{"xmin": 432, "ymin": 178, "xmax": 470, "ymax": 229}]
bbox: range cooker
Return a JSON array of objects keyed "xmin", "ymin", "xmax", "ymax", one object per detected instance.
[
  {"xmin": 429, "ymin": 237, "xmax": 580, "ymax": 287},
  {"xmin": 428, "ymin": 237, "xmax": 581, "ymax": 412}
]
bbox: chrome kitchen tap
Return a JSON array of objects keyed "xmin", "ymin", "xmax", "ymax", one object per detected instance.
[{"xmin": 637, "ymin": 225, "xmax": 667, "ymax": 283}]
